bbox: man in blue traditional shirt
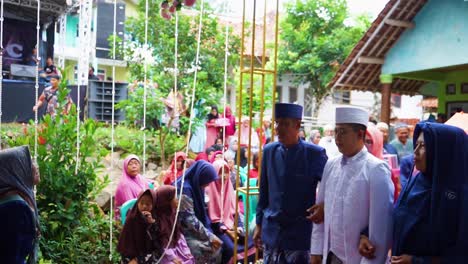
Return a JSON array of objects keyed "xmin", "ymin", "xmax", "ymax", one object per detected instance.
[{"xmin": 253, "ymin": 103, "xmax": 328, "ymax": 264}]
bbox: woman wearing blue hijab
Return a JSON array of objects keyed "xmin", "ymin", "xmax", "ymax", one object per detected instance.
[
  {"xmin": 0, "ymin": 146, "xmax": 40, "ymax": 264},
  {"xmin": 175, "ymin": 160, "xmax": 223, "ymax": 263},
  {"xmin": 391, "ymin": 123, "xmax": 468, "ymax": 263},
  {"xmin": 359, "ymin": 122, "xmax": 468, "ymax": 263}
]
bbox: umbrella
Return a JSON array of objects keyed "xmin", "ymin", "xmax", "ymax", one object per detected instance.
[{"xmin": 445, "ymin": 112, "xmax": 468, "ymax": 134}]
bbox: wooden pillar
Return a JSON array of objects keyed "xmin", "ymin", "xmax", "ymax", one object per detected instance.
[{"xmin": 380, "ymin": 74, "xmax": 393, "ymax": 124}]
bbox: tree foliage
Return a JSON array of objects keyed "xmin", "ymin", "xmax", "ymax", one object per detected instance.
[
  {"xmin": 113, "ymin": 1, "xmax": 241, "ymax": 164},
  {"xmin": 117, "ymin": 1, "xmax": 240, "ymax": 113},
  {"xmin": 278, "ymin": 0, "xmax": 371, "ymax": 115}
]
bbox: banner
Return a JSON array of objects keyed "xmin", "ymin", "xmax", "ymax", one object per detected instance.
[{"xmin": 2, "ymin": 18, "xmax": 37, "ymax": 69}]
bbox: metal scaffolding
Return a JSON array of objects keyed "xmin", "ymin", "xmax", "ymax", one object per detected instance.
[
  {"xmin": 233, "ymin": 0, "xmax": 280, "ymax": 263},
  {"xmin": 4, "ymin": 0, "xmax": 65, "ymax": 14},
  {"xmin": 57, "ymin": 13, "xmax": 66, "ymax": 69}
]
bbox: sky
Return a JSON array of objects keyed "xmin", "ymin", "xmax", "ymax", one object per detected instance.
[
  {"xmin": 347, "ymin": 0, "xmax": 388, "ymax": 18},
  {"xmin": 210, "ymin": 0, "xmax": 389, "ymax": 20}
]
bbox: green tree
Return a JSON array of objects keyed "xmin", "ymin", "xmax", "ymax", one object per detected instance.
[
  {"xmin": 278, "ymin": 0, "xmax": 371, "ymax": 116},
  {"xmin": 114, "ymin": 1, "xmax": 241, "ymax": 165},
  {"xmin": 234, "ymin": 64, "xmax": 275, "ymax": 118}
]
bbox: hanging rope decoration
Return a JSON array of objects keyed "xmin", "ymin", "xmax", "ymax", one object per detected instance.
[
  {"xmin": 159, "ymin": 0, "xmax": 196, "ymax": 20},
  {"xmin": 156, "ymin": 1, "xmax": 205, "ymax": 263},
  {"xmin": 108, "ymin": 0, "xmax": 118, "ymax": 260},
  {"xmin": 34, "ymin": 0, "xmax": 41, "ymax": 163},
  {"xmin": 220, "ymin": 0, "xmax": 231, "ymax": 227},
  {"xmin": 141, "ymin": 0, "xmax": 149, "ymax": 178},
  {"xmin": 76, "ymin": 0, "xmax": 92, "ymax": 174},
  {"xmin": 172, "ymin": 11, "xmax": 179, "ymax": 198},
  {"xmin": 0, "ymin": 0, "xmax": 4, "ymax": 149}
]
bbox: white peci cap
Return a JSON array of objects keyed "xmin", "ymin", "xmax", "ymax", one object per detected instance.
[{"xmin": 335, "ymin": 106, "xmax": 369, "ymax": 127}]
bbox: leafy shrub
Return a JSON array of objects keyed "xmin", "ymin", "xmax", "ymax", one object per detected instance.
[{"xmin": 8, "ymin": 75, "xmax": 119, "ymax": 263}]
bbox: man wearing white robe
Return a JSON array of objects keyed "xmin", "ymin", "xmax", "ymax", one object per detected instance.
[
  {"xmin": 318, "ymin": 124, "xmax": 340, "ymax": 158},
  {"xmin": 310, "ymin": 106, "xmax": 394, "ymax": 264}
]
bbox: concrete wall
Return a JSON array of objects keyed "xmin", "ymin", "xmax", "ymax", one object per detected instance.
[
  {"xmin": 397, "ymin": 68, "xmax": 468, "ymax": 114},
  {"xmin": 99, "ymin": 65, "xmax": 129, "ymax": 82},
  {"xmin": 382, "ymin": 0, "xmax": 468, "ymax": 74},
  {"xmin": 437, "ymin": 69, "xmax": 468, "ymax": 114},
  {"xmin": 63, "ymin": 60, "xmax": 128, "ymax": 83},
  {"xmin": 315, "ymin": 91, "xmax": 423, "ymax": 125},
  {"xmin": 65, "ymin": 15, "xmax": 79, "ymax": 48},
  {"xmin": 125, "ymin": 0, "xmax": 139, "ymax": 18}
]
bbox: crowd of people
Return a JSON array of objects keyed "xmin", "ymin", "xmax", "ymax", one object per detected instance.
[
  {"xmin": 1, "ymin": 99, "xmax": 466, "ymax": 263},
  {"xmin": 108, "ymin": 102, "xmax": 467, "ymax": 264}
]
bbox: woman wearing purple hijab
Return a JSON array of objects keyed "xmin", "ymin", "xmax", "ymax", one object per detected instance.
[{"xmin": 114, "ymin": 155, "xmax": 152, "ymax": 220}]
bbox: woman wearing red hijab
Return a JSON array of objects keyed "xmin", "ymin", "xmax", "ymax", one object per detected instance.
[{"xmin": 163, "ymin": 152, "xmax": 188, "ymax": 185}]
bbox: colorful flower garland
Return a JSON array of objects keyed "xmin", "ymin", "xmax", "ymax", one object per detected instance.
[{"xmin": 160, "ymin": 0, "xmax": 197, "ymax": 19}]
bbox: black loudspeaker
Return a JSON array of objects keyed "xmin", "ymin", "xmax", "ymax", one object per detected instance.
[
  {"xmin": 0, "ymin": 80, "xmax": 86, "ymax": 123},
  {"xmin": 87, "ymin": 80, "xmax": 128, "ymax": 122},
  {"xmin": 96, "ymin": 0, "xmax": 125, "ymax": 59},
  {"xmin": 2, "ymin": 80, "xmax": 45, "ymax": 123}
]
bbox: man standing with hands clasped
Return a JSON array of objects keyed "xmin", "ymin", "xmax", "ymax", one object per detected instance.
[
  {"xmin": 254, "ymin": 103, "xmax": 328, "ymax": 264},
  {"xmin": 310, "ymin": 106, "xmax": 394, "ymax": 264}
]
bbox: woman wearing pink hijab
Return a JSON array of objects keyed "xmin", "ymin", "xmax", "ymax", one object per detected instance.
[
  {"xmin": 205, "ymin": 159, "xmax": 255, "ymax": 264},
  {"xmin": 365, "ymin": 124, "xmax": 384, "ymax": 159},
  {"xmin": 114, "ymin": 154, "xmax": 152, "ymax": 220},
  {"xmin": 366, "ymin": 124, "xmax": 402, "ymax": 201},
  {"xmin": 234, "ymin": 116, "xmax": 259, "ymax": 150}
]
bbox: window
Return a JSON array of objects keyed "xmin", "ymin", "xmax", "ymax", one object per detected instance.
[
  {"xmin": 276, "ymin": 85, "xmax": 282, "ymax": 102},
  {"xmin": 97, "ymin": 68, "xmax": 106, "ymax": 81},
  {"xmin": 290, "ymin": 86, "xmax": 297, "ymax": 103},
  {"xmin": 333, "ymin": 90, "xmax": 351, "ymax": 104}
]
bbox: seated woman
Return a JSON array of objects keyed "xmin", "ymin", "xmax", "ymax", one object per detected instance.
[
  {"xmin": 154, "ymin": 185, "xmax": 194, "ymax": 264},
  {"xmin": 117, "ymin": 189, "xmax": 161, "ymax": 264},
  {"xmin": 359, "ymin": 122, "xmax": 468, "ymax": 263},
  {"xmin": 211, "ymin": 138, "xmax": 225, "ymax": 152},
  {"xmin": 195, "ymin": 147, "xmax": 215, "ymax": 162},
  {"xmin": 114, "ymin": 155, "xmax": 152, "ymax": 220},
  {"xmin": 175, "ymin": 160, "xmax": 223, "ymax": 263},
  {"xmin": 163, "ymin": 152, "xmax": 188, "ymax": 185},
  {"xmin": 209, "ymin": 150, "xmax": 224, "ymax": 164},
  {"xmin": 248, "ymin": 152, "xmax": 259, "ymax": 179},
  {"xmin": 0, "ymin": 146, "xmax": 40, "ymax": 264},
  {"xmin": 224, "ymin": 137, "xmax": 238, "ymax": 162},
  {"xmin": 234, "ymin": 147, "xmax": 248, "ymax": 169},
  {"xmin": 206, "ymin": 160, "xmax": 256, "ymax": 264}
]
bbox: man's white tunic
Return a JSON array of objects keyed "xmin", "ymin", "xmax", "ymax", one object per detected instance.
[{"xmin": 311, "ymin": 148, "xmax": 394, "ymax": 264}]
